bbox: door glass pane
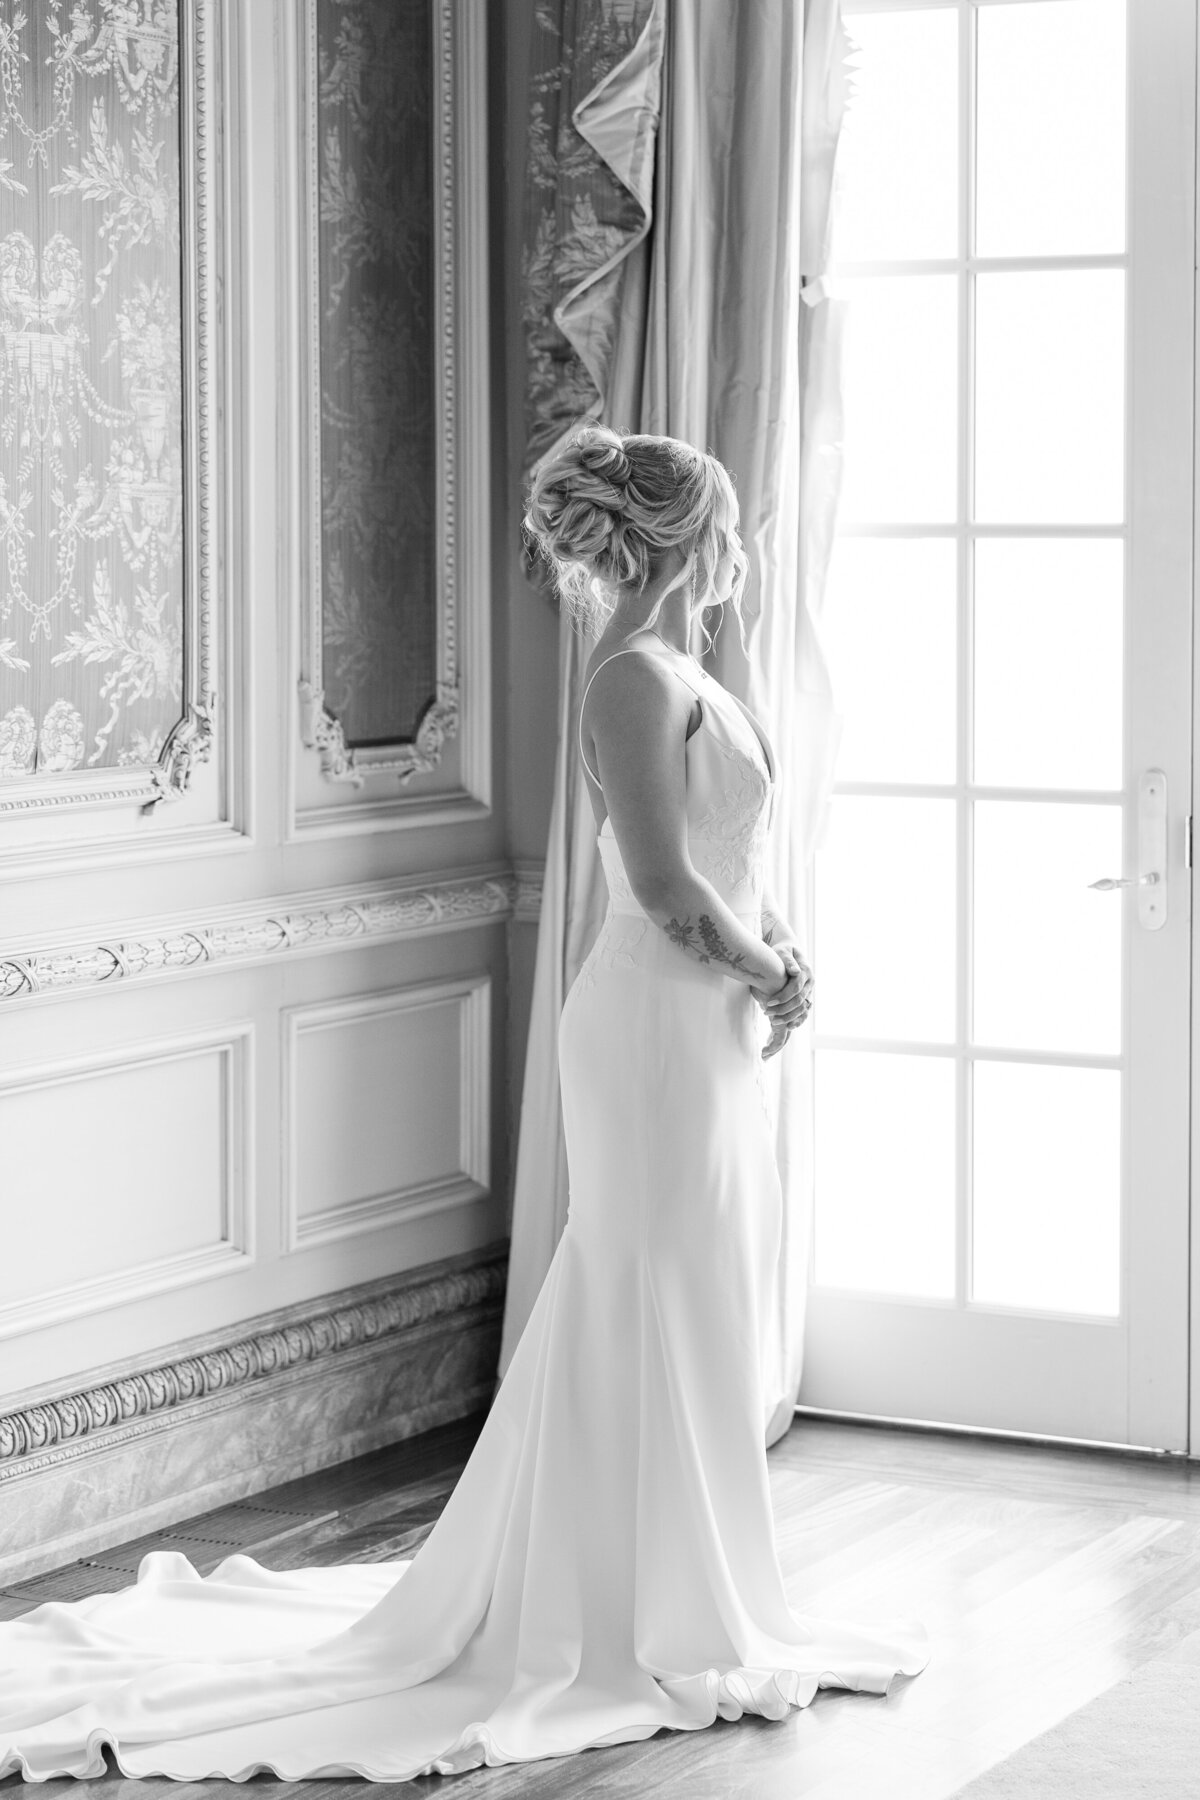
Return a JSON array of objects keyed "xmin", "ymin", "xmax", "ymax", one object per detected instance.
[
  {"xmin": 976, "ymin": 0, "xmax": 1126, "ymax": 259},
  {"xmin": 815, "ymin": 1049, "xmax": 956, "ymax": 1298},
  {"xmin": 973, "ymin": 538, "xmax": 1124, "ymax": 791},
  {"xmin": 973, "ymin": 1061, "xmax": 1121, "ymax": 1315},
  {"xmin": 825, "ymin": 537, "xmax": 957, "ymax": 785},
  {"xmin": 815, "ymin": 796, "xmax": 957, "ymax": 1043},
  {"xmin": 973, "ymin": 801, "xmax": 1123, "ymax": 1054},
  {"xmin": 975, "ymin": 270, "xmax": 1126, "ymax": 524},
  {"xmin": 834, "ymin": 9, "xmax": 958, "ymax": 263},
  {"xmin": 838, "ymin": 275, "xmax": 958, "ymax": 524}
]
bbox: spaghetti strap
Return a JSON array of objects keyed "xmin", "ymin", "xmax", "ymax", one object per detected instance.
[{"xmin": 577, "ymin": 646, "xmax": 704, "ymax": 788}]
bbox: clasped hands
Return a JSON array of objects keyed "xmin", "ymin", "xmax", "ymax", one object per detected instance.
[{"xmin": 751, "ymin": 947, "xmax": 814, "ymax": 1060}]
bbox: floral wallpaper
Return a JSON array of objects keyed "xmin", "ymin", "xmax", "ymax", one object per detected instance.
[
  {"xmin": 0, "ymin": 0, "xmax": 184, "ymax": 779},
  {"xmin": 522, "ymin": 0, "xmax": 662, "ymax": 472},
  {"xmin": 316, "ymin": 0, "xmax": 436, "ymax": 749}
]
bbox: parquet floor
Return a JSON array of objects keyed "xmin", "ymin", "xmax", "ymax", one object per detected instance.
[{"xmin": 5, "ymin": 1411, "xmax": 1200, "ymax": 1799}]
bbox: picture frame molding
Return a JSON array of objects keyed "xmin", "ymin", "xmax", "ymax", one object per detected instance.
[{"xmin": 293, "ymin": 0, "xmax": 491, "ymax": 817}]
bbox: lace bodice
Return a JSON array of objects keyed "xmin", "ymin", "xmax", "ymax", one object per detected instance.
[{"xmin": 581, "ymin": 648, "xmax": 776, "ymax": 922}]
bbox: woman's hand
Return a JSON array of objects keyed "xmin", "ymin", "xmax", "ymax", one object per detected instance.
[{"xmin": 751, "ymin": 947, "xmax": 814, "ymax": 1058}]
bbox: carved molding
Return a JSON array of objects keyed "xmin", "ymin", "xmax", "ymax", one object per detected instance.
[
  {"xmin": 0, "ymin": 869, "xmax": 518, "ymax": 1003},
  {"xmin": 150, "ymin": 699, "xmax": 217, "ymax": 805},
  {"xmin": 0, "ymin": 1248, "xmax": 507, "ymax": 1477},
  {"xmin": 292, "ymin": 0, "xmax": 490, "ymax": 815},
  {"xmin": 0, "ymin": 0, "xmax": 220, "ymax": 820},
  {"xmin": 513, "ymin": 862, "xmax": 546, "ymax": 924},
  {"xmin": 298, "ymin": 0, "xmax": 458, "ymax": 786}
]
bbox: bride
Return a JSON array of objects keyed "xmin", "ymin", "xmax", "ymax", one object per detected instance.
[{"xmin": 0, "ymin": 428, "xmax": 928, "ymax": 1784}]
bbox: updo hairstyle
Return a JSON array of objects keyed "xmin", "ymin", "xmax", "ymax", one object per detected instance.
[{"xmin": 523, "ymin": 426, "xmax": 749, "ymax": 642}]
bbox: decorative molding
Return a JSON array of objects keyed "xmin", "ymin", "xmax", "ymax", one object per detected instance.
[
  {"xmin": 0, "ymin": 0, "xmax": 220, "ymax": 822},
  {"xmin": 282, "ymin": 977, "xmax": 491, "ymax": 1252},
  {"xmin": 0, "ymin": 869, "xmax": 516, "ymax": 1004},
  {"xmin": 296, "ymin": 0, "xmax": 457, "ymax": 786},
  {"xmin": 513, "ymin": 861, "xmax": 546, "ymax": 924},
  {"xmin": 0, "ymin": 1027, "xmax": 253, "ymax": 1338},
  {"xmin": 150, "ymin": 699, "xmax": 217, "ymax": 805},
  {"xmin": 0, "ymin": 1249, "xmax": 507, "ymax": 1476},
  {"xmin": 289, "ymin": 0, "xmax": 491, "ymax": 822}
]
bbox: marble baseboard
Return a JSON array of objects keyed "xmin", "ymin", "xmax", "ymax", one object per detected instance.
[{"xmin": 0, "ymin": 1246, "xmax": 506, "ymax": 1584}]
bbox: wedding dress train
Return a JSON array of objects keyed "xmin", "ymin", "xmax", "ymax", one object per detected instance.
[{"xmin": 0, "ymin": 649, "xmax": 928, "ymax": 1782}]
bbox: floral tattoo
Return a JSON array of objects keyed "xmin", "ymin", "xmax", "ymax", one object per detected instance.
[{"xmin": 665, "ymin": 913, "xmax": 749, "ymax": 975}]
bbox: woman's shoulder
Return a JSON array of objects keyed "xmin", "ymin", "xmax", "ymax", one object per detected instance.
[{"xmin": 582, "ymin": 636, "xmax": 684, "ymax": 700}]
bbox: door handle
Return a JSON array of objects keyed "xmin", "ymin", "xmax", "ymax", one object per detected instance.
[{"xmin": 1087, "ymin": 768, "xmax": 1167, "ymax": 931}]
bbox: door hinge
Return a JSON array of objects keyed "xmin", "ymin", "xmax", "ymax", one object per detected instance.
[{"xmin": 1187, "ymin": 814, "xmax": 1193, "ymax": 871}]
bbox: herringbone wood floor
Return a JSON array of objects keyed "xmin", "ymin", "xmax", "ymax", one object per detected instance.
[{"xmin": 5, "ymin": 1412, "xmax": 1200, "ymax": 1799}]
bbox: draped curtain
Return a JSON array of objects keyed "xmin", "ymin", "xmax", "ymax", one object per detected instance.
[{"xmin": 503, "ymin": 0, "xmax": 853, "ymax": 1441}]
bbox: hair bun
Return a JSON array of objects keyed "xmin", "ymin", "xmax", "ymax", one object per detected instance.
[
  {"xmin": 574, "ymin": 426, "xmax": 632, "ymax": 493},
  {"xmin": 523, "ymin": 428, "xmax": 744, "ymax": 643}
]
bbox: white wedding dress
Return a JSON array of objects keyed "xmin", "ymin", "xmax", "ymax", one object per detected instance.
[{"xmin": 0, "ymin": 647, "xmax": 928, "ymax": 1783}]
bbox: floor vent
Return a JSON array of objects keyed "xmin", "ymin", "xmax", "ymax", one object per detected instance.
[{"xmin": 0, "ymin": 1504, "xmax": 338, "ymax": 1613}]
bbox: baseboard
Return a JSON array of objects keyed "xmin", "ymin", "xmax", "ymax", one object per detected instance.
[{"xmin": 0, "ymin": 1244, "xmax": 507, "ymax": 1584}]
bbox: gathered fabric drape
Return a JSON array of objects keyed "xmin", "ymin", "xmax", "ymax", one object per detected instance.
[
  {"xmin": 502, "ymin": 0, "xmax": 668, "ymax": 1365},
  {"xmin": 503, "ymin": 0, "xmax": 853, "ymax": 1439}
]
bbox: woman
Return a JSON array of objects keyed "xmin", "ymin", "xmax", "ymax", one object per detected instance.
[{"xmin": 0, "ymin": 430, "xmax": 928, "ymax": 1784}]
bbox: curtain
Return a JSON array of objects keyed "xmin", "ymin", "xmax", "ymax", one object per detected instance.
[
  {"xmin": 502, "ymin": 0, "xmax": 667, "ymax": 1366},
  {"xmin": 502, "ymin": 0, "xmax": 853, "ymax": 1441}
]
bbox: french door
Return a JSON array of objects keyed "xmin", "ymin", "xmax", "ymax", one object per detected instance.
[{"xmin": 799, "ymin": 0, "xmax": 1194, "ymax": 1448}]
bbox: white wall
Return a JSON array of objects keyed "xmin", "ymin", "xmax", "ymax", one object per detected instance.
[{"xmin": 0, "ymin": 0, "xmax": 523, "ymax": 1410}]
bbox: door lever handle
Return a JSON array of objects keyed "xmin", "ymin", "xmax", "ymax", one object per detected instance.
[{"xmin": 1087, "ymin": 769, "xmax": 1166, "ymax": 931}]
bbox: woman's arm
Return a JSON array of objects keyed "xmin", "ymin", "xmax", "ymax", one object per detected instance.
[
  {"xmin": 585, "ymin": 653, "xmax": 787, "ymax": 994},
  {"xmin": 760, "ymin": 883, "xmax": 800, "ymax": 957},
  {"xmin": 756, "ymin": 882, "xmax": 814, "ymax": 1048}
]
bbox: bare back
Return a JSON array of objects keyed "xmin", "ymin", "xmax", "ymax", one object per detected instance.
[{"xmin": 578, "ymin": 633, "xmax": 703, "ymax": 836}]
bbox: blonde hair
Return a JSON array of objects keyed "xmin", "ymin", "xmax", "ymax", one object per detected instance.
[{"xmin": 523, "ymin": 426, "xmax": 750, "ymax": 646}]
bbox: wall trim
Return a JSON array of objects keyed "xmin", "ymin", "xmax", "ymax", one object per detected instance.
[
  {"xmin": 285, "ymin": 0, "xmax": 491, "ymax": 827},
  {"xmin": 0, "ymin": 867, "xmax": 520, "ymax": 1005},
  {"xmin": 0, "ymin": 1247, "xmax": 505, "ymax": 1476},
  {"xmin": 0, "ymin": 1025, "xmax": 254, "ymax": 1339},
  {"xmin": 513, "ymin": 860, "xmax": 546, "ymax": 923},
  {"xmin": 282, "ymin": 976, "xmax": 491, "ymax": 1251},
  {"xmin": 0, "ymin": 1245, "xmax": 507, "ymax": 1585}
]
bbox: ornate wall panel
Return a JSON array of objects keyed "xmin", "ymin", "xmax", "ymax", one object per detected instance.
[
  {"xmin": 282, "ymin": 975, "xmax": 491, "ymax": 1251},
  {"xmin": 0, "ymin": 0, "xmax": 220, "ymax": 820},
  {"xmin": 314, "ymin": 0, "xmax": 436, "ymax": 749},
  {"xmin": 294, "ymin": 0, "xmax": 490, "ymax": 815},
  {"xmin": 0, "ymin": 1025, "xmax": 252, "ymax": 1337}
]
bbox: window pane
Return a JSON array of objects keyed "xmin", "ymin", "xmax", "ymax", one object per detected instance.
[
  {"xmin": 973, "ymin": 1061, "xmax": 1121, "ymax": 1315},
  {"xmin": 815, "ymin": 1049, "xmax": 956, "ymax": 1299},
  {"xmin": 838, "ymin": 275, "xmax": 959, "ymax": 524},
  {"xmin": 834, "ymin": 9, "xmax": 958, "ymax": 263},
  {"xmin": 975, "ymin": 270, "xmax": 1125, "ymax": 524},
  {"xmin": 825, "ymin": 537, "xmax": 957, "ymax": 785},
  {"xmin": 973, "ymin": 801, "xmax": 1123, "ymax": 1055},
  {"xmin": 815, "ymin": 796, "xmax": 957, "ymax": 1043},
  {"xmin": 976, "ymin": 0, "xmax": 1126, "ymax": 259},
  {"xmin": 973, "ymin": 538, "xmax": 1124, "ymax": 791}
]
